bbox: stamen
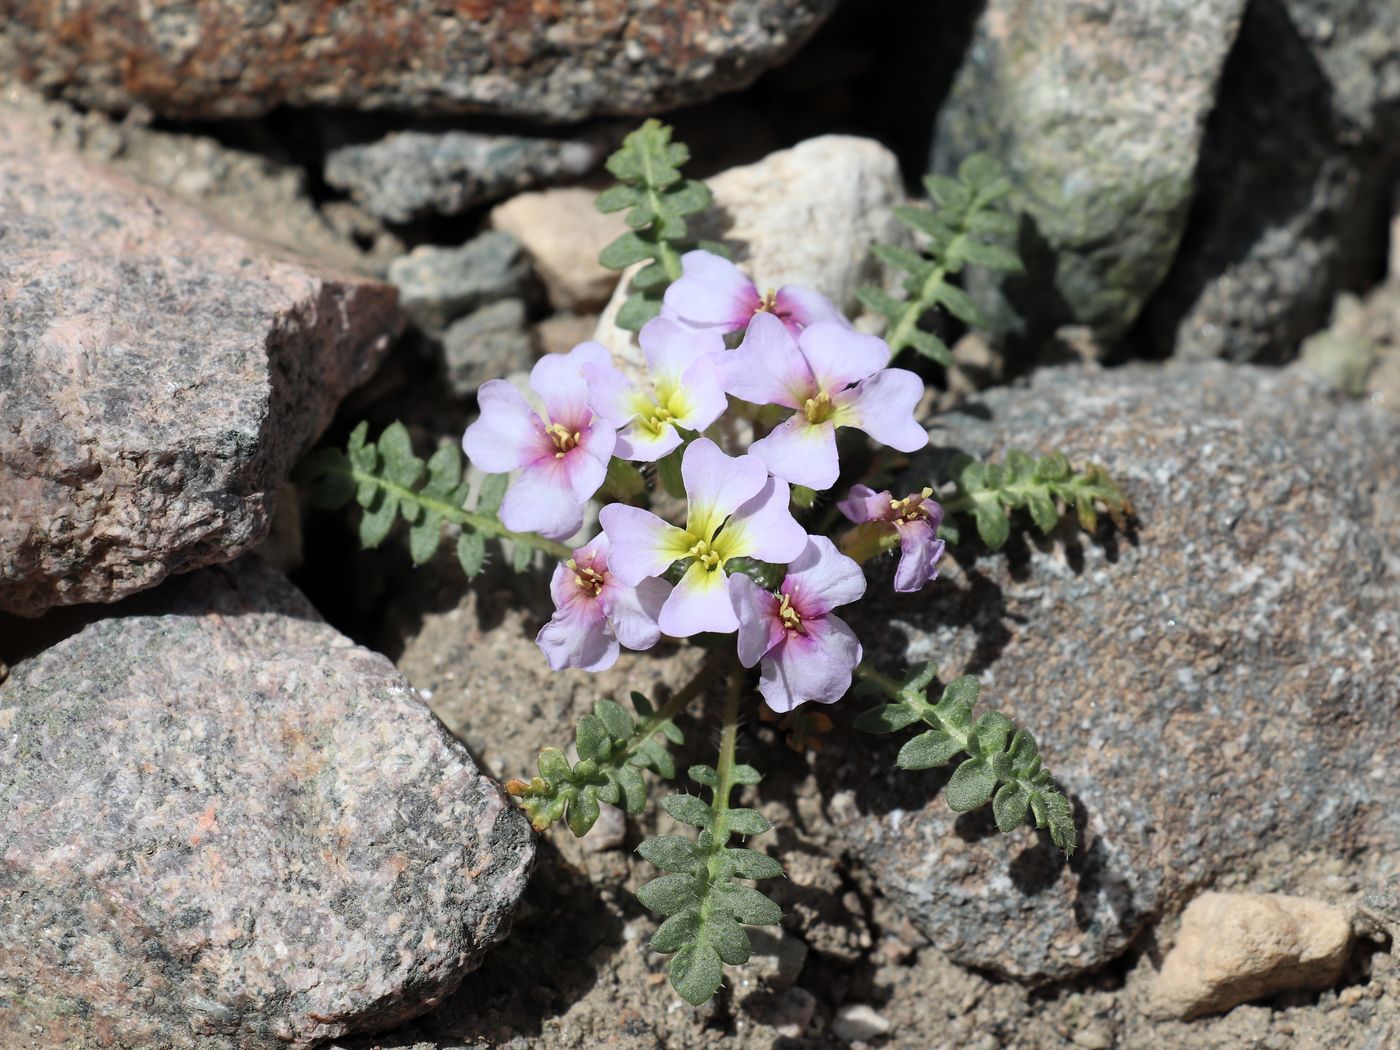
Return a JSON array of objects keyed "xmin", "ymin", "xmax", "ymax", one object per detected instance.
[
  {"xmin": 777, "ymin": 592, "xmax": 804, "ymax": 633},
  {"xmin": 889, "ymin": 487, "xmax": 935, "ymax": 524},
  {"xmin": 686, "ymin": 539, "xmax": 722, "ymax": 571},
  {"xmin": 756, "ymin": 288, "xmax": 780, "ymax": 315},
  {"xmin": 802, "ymin": 390, "xmax": 833, "ymax": 424},
  {"xmin": 572, "ymin": 564, "xmax": 606, "ymax": 597},
  {"xmin": 545, "ymin": 422, "xmax": 580, "ymax": 457}
]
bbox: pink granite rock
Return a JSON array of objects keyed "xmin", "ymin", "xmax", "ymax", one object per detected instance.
[
  {"xmin": 0, "ymin": 557, "xmax": 534, "ymax": 1050},
  {"xmin": 0, "ymin": 110, "xmax": 400, "ymax": 616}
]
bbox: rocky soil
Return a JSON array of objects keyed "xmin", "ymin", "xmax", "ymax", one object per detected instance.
[{"xmin": 3, "ymin": 1, "xmax": 1399, "ymax": 1047}]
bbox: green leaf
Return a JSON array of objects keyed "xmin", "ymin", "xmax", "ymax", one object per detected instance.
[
  {"xmin": 725, "ymin": 808, "xmax": 771, "ymax": 837},
  {"xmin": 476, "ymin": 472, "xmax": 508, "ymax": 515},
  {"xmin": 904, "ymin": 327, "xmax": 953, "ymax": 364},
  {"xmin": 714, "ymin": 881, "xmax": 782, "ymax": 925},
  {"xmin": 599, "ymin": 231, "xmax": 656, "ymax": 269},
  {"xmin": 408, "ymin": 512, "xmax": 442, "ymax": 565},
  {"xmin": 616, "ymin": 293, "xmax": 663, "ymax": 332},
  {"xmin": 595, "ymin": 698, "xmax": 634, "ymax": 740},
  {"xmin": 704, "ymin": 913, "xmax": 753, "ymax": 965},
  {"xmin": 566, "ymin": 789, "xmax": 602, "ymax": 836},
  {"xmin": 575, "ymin": 713, "xmax": 611, "ymax": 763},
  {"xmin": 931, "ymin": 282, "xmax": 986, "ymax": 327},
  {"xmin": 637, "ymin": 836, "xmax": 702, "ymax": 874},
  {"xmin": 651, "ymin": 911, "xmax": 701, "ymax": 953},
  {"xmin": 897, "ymin": 730, "xmax": 963, "ymax": 770},
  {"xmin": 957, "ymin": 239, "xmax": 1024, "ymax": 273},
  {"xmin": 358, "ymin": 493, "xmax": 397, "ymax": 548},
  {"xmin": 662, "ymin": 794, "xmax": 713, "ymax": 829},
  {"xmin": 973, "ymin": 498, "xmax": 1011, "ymax": 550},
  {"xmin": 856, "ymin": 285, "xmax": 903, "ymax": 319},
  {"xmin": 595, "ymin": 184, "xmax": 640, "ymax": 213},
  {"xmin": 854, "ymin": 703, "xmax": 924, "ymax": 735},
  {"xmin": 376, "ymin": 422, "xmax": 422, "ymax": 489},
  {"xmin": 511, "ymin": 541, "xmax": 533, "ymax": 573},
  {"xmin": 637, "ymin": 873, "xmax": 702, "ymax": 916},
  {"xmin": 946, "ymin": 757, "xmax": 998, "ymax": 812},
  {"xmin": 669, "ymin": 943, "xmax": 724, "ymax": 1006},
  {"xmin": 657, "ymin": 446, "xmax": 686, "ymax": 499},
  {"xmin": 616, "ymin": 764, "xmax": 647, "ymax": 813},
  {"xmin": 993, "ymin": 782, "xmax": 1031, "ymax": 832},
  {"xmin": 456, "ymin": 530, "xmax": 486, "ymax": 577},
  {"xmin": 723, "ymin": 848, "xmax": 784, "ymax": 880},
  {"xmin": 629, "ymin": 260, "xmax": 672, "ymax": 294}
]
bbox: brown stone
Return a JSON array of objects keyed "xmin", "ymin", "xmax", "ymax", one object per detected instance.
[
  {"xmin": 0, "ymin": 109, "xmax": 400, "ymax": 616},
  {"xmin": 1149, "ymin": 893, "xmax": 1352, "ymax": 1019}
]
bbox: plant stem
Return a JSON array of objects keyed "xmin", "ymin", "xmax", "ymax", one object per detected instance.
[
  {"xmin": 348, "ymin": 465, "xmax": 573, "ymax": 560},
  {"xmin": 620, "ymin": 655, "xmax": 719, "ymax": 764},
  {"xmin": 854, "ymin": 662, "xmax": 905, "ymax": 699},
  {"xmin": 710, "ymin": 660, "xmax": 744, "ymax": 840}
]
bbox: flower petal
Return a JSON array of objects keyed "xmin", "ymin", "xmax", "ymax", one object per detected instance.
[
  {"xmin": 719, "ymin": 476, "xmax": 808, "ymax": 565},
  {"xmin": 640, "ymin": 317, "xmax": 726, "ymax": 392},
  {"xmin": 562, "ymin": 421, "xmax": 615, "ymax": 502},
  {"xmin": 671, "ymin": 354, "xmax": 729, "ymax": 433},
  {"xmin": 837, "ymin": 368, "xmax": 928, "ymax": 452},
  {"xmin": 681, "ymin": 438, "xmax": 769, "ymax": 540},
  {"xmin": 719, "ymin": 311, "xmax": 811, "ymax": 409},
  {"xmin": 658, "ymin": 563, "xmax": 739, "ymax": 636},
  {"xmin": 749, "ymin": 415, "xmax": 839, "ymax": 490},
  {"xmin": 893, "ymin": 520, "xmax": 946, "ymax": 593},
  {"xmin": 462, "ymin": 380, "xmax": 547, "ymax": 473},
  {"xmin": 615, "ymin": 420, "xmax": 684, "ymax": 462},
  {"xmin": 602, "ymin": 575, "xmax": 671, "ymax": 652},
  {"xmin": 774, "ymin": 284, "xmax": 849, "ymax": 330},
  {"xmin": 661, "ymin": 250, "xmax": 761, "ymax": 332},
  {"xmin": 729, "ymin": 573, "xmax": 784, "ymax": 668},
  {"xmin": 584, "ymin": 360, "xmax": 641, "ymax": 428},
  {"xmin": 836, "ymin": 484, "xmax": 892, "ymax": 525},
  {"xmin": 532, "ymin": 341, "xmax": 615, "ymax": 426},
  {"xmin": 599, "ymin": 503, "xmax": 692, "ymax": 585},
  {"xmin": 499, "ymin": 459, "xmax": 585, "ymax": 540},
  {"xmin": 757, "ymin": 614, "xmax": 862, "ymax": 712},
  {"xmin": 536, "ymin": 600, "xmax": 617, "ymax": 672},
  {"xmin": 796, "ymin": 322, "xmax": 889, "ymax": 392},
  {"xmin": 782, "ymin": 535, "xmax": 866, "ymax": 617}
]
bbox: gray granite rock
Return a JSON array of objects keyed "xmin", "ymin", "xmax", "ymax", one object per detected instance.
[
  {"xmin": 1, "ymin": 1, "xmax": 840, "ymax": 121},
  {"xmin": 0, "ymin": 110, "xmax": 400, "ymax": 617},
  {"xmin": 0, "ymin": 557, "xmax": 533, "ymax": 1050},
  {"xmin": 325, "ymin": 129, "xmax": 609, "ymax": 224},
  {"xmin": 442, "ymin": 299, "xmax": 537, "ymax": 397},
  {"xmin": 4, "ymin": 80, "xmax": 401, "ymax": 275},
  {"xmin": 1143, "ymin": 0, "xmax": 1400, "ymax": 361},
  {"xmin": 829, "ymin": 362, "xmax": 1400, "ymax": 983},
  {"xmin": 930, "ymin": 0, "xmax": 1247, "ymax": 347},
  {"xmin": 389, "ymin": 233, "xmax": 531, "ymax": 334}
]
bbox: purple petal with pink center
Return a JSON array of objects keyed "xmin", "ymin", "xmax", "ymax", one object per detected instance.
[
  {"xmin": 598, "ymin": 503, "xmax": 691, "ymax": 586},
  {"xmin": 756, "ymin": 615, "xmax": 862, "ymax": 713},
  {"xmin": 796, "ymin": 322, "xmax": 888, "ymax": 391},
  {"xmin": 893, "ymin": 519, "xmax": 946, "ymax": 593},
  {"xmin": 775, "ymin": 285, "xmax": 850, "ymax": 332},
  {"xmin": 781, "ymin": 536, "xmax": 866, "ymax": 618},
  {"xmin": 720, "ymin": 312, "xmax": 812, "ymax": 409},
  {"xmin": 836, "ymin": 367, "xmax": 927, "ymax": 453},
  {"xmin": 661, "ymin": 250, "xmax": 763, "ymax": 333},
  {"xmin": 462, "ymin": 380, "xmax": 550, "ymax": 473}
]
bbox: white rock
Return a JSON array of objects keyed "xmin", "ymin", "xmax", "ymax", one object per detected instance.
[
  {"xmin": 593, "ymin": 135, "xmax": 908, "ymax": 374},
  {"xmin": 1149, "ymin": 892, "xmax": 1353, "ymax": 1020},
  {"xmin": 832, "ymin": 1003, "xmax": 892, "ymax": 1043}
]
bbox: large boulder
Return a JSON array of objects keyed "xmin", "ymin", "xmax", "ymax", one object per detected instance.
[
  {"xmin": 0, "ymin": 557, "xmax": 533, "ymax": 1050},
  {"xmin": 1, "ymin": 1, "xmax": 840, "ymax": 121},
  {"xmin": 929, "ymin": 0, "xmax": 1247, "ymax": 347},
  {"xmin": 1142, "ymin": 0, "xmax": 1400, "ymax": 361},
  {"xmin": 0, "ymin": 109, "xmax": 400, "ymax": 616},
  {"xmin": 829, "ymin": 361, "xmax": 1400, "ymax": 982}
]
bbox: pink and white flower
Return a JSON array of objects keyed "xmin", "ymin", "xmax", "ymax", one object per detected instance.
[
  {"xmin": 599, "ymin": 438, "xmax": 806, "ymax": 637},
  {"xmin": 722, "ymin": 312, "xmax": 928, "ymax": 491},
  {"xmin": 584, "ymin": 318, "xmax": 727, "ymax": 461},
  {"xmin": 462, "ymin": 342, "xmax": 620, "ymax": 540},
  {"xmin": 536, "ymin": 534, "xmax": 671, "ymax": 672},
  {"xmin": 661, "ymin": 249, "xmax": 847, "ymax": 336},
  {"xmin": 729, "ymin": 536, "xmax": 865, "ymax": 712},
  {"xmin": 838, "ymin": 485, "xmax": 946, "ymax": 593}
]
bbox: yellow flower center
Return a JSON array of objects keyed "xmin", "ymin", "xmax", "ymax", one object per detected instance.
[
  {"xmin": 803, "ymin": 390, "xmax": 834, "ymax": 424},
  {"xmin": 566, "ymin": 558, "xmax": 606, "ymax": 597},
  {"xmin": 777, "ymin": 591, "xmax": 804, "ymax": 633},
  {"xmin": 686, "ymin": 539, "xmax": 723, "ymax": 571},
  {"xmin": 889, "ymin": 487, "xmax": 935, "ymax": 524},
  {"xmin": 756, "ymin": 287, "xmax": 780, "ymax": 315},
  {"xmin": 545, "ymin": 422, "xmax": 581, "ymax": 457}
]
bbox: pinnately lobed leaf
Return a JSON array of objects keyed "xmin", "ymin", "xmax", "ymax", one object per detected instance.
[{"xmin": 594, "ymin": 119, "xmax": 722, "ymax": 332}]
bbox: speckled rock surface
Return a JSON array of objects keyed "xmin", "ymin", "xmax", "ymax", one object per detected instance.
[
  {"xmin": 830, "ymin": 361, "xmax": 1400, "ymax": 983},
  {"xmin": 388, "ymin": 232, "xmax": 531, "ymax": 335},
  {"xmin": 0, "ymin": 557, "xmax": 533, "ymax": 1050},
  {"xmin": 1, "ymin": 1, "xmax": 840, "ymax": 121},
  {"xmin": 1143, "ymin": 0, "xmax": 1400, "ymax": 361},
  {"xmin": 324, "ymin": 128, "xmax": 609, "ymax": 224},
  {"xmin": 442, "ymin": 299, "xmax": 537, "ymax": 397},
  {"xmin": 0, "ymin": 109, "xmax": 400, "ymax": 617},
  {"xmin": 594, "ymin": 135, "xmax": 907, "ymax": 371},
  {"xmin": 930, "ymin": 0, "xmax": 1246, "ymax": 346}
]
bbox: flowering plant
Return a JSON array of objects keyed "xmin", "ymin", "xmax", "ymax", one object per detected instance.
[{"xmin": 299, "ymin": 121, "xmax": 1131, "ymax": 1006}]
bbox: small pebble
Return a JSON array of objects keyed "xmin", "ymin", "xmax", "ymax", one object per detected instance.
[{"xmin": 832, "ymin": 1004, "xmax": 891, "ymax": 1042}]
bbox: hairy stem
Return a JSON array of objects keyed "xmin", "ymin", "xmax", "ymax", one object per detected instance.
[
  {"xmin": 886, "ymin": 258, "xmax": 948, "ymax": 356},
  {"xmin": 855, "ymin": 662, "xmax": 907, "ymax": 698},
  {"xmin": 348, "ymin": 464, "xmax": 572, "ymax": 559}
]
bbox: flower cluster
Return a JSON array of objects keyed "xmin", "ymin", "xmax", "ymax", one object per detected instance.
[{"xmin": 462, "ymin": 251, "xmax": 945, "ymax": 712}]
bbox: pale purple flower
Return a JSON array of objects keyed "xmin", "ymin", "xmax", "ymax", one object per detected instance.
[
  {"xmin": 600, "ymin": 438, "xmax": 806, "ymax": 637},
  {"xmin": 838, "ymin": 484, "xmax": 946, "ymax": 593},
  {"xmin": 583, "ymin": 318, "xmax": 727, "ymax": 461},
  {"xmin": 722, "ymin": 312, "xmax": 928, "ymax": 490},
  {"xmin": 536, "ymin": 534, "xmax": 672, "ymax": 672},
  {"xmin": 661, "ymin": 249, "xmax": 847, "ymax": 336},
  {"xmin": 729, "ymin": 536, "xmax": 865, "ymax": 712},
  {"xmin": 462, "ymin": 341, "xmax": 619, "ymax": 540}
]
